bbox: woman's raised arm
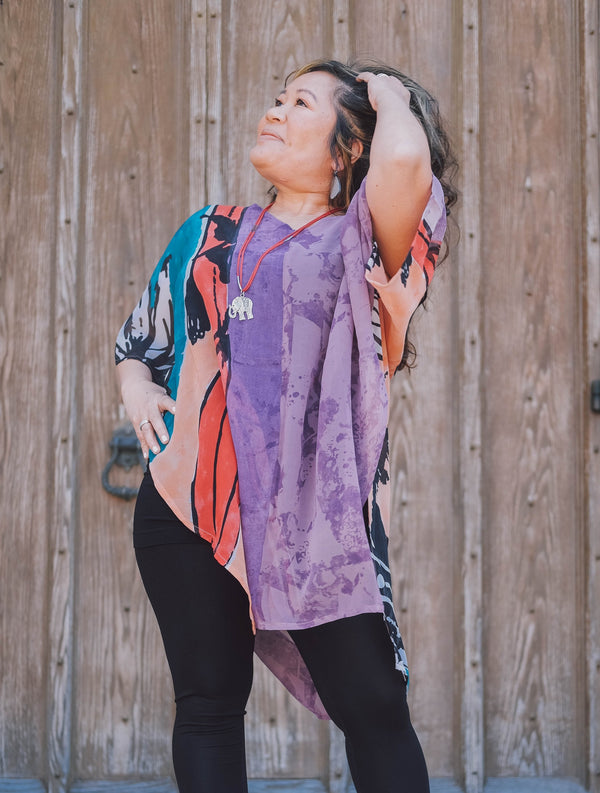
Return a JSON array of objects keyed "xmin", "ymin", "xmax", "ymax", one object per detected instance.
[{"xmin": 359, "ymin": 71, "xmax": 433, "ymax": 278}]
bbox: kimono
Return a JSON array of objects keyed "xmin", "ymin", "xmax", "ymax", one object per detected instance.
[{"xmin": 115, "ymin": 177, "xmax": 446, "ymax": 718}]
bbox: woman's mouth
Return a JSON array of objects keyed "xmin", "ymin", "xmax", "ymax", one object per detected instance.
[{"xmin": 259, "ymin": 130, "xmax": 283, "ymax": 142}]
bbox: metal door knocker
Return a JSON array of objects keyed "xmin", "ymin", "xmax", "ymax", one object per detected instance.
[
  {"xmin": 592, "ymin": 380, "xmax": 600, "ymax": 413},
  {"xmin": 102, "ymin": 424, "xmax": 145, "ymax": 500}
]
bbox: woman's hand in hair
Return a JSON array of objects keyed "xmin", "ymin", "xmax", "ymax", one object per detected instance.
[{"xmin": 356, "ymin": 71, "xmax": 411, "ymax": 113}]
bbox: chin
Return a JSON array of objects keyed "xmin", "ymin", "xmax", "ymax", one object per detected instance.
[
  {"xmin": 249, "ymin": 145, "xmax": 276, "ymax": 182},
  {"xmin": 249, "ymin": 143, "xmax": 261, "ymax": 165}
]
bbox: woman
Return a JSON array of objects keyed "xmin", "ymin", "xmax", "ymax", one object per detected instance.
[{"xmin": 115, "ymin": 59, "xmax": 456, "ymax": 793}]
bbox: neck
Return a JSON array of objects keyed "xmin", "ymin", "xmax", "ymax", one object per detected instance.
[{"xmin": 268, "ymin": 187, "xmax": 332, "ymax": 229}]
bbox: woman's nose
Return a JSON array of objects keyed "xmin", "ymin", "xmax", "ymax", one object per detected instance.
[{"xmin": 266, "ymin": 103, "xmax": 285, "ymax": 122}]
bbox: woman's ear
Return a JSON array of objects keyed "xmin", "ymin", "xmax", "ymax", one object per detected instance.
[
  {"xmin": 332, "ymin": 140, "xmax": 363, "ymax": 173},
  {"xmin": 349, "ymin": 139, "xmax": 363, "ymax": 164}
]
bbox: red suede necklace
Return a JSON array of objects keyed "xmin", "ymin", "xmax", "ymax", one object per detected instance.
[{"xmin": 228, "ymin": 203, "xmax": 337, "ymax": 321}]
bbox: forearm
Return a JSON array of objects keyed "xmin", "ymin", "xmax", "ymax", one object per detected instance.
[
  {"xmin": 369, "ymin": 98, "xmax": 431, "ymax": 183},
  {"xmin": 116, "ymin": 358, "xmax": 154, "ymax": 397}
]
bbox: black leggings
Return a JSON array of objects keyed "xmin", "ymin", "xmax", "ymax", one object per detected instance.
[{"xmin": 134, "ymin": 477, "xmax": 429, "ymax": 793}]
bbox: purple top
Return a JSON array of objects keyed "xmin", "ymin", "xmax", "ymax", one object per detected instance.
[{"xmin": 227, "ymin": 200, "xmax": 383, "ymax": 632}]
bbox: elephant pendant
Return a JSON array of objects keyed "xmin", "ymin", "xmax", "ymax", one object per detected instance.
[{"xmin": 228, "ymin": 293, "xmax": 254, "ymax": 321}]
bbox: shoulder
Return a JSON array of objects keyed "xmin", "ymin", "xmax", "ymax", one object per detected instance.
[
  {"xmin": 165, "ymin": 205, "xmax": 248, "ymax": 263},
  {"xmin": 172, "ymin": 204, "xmax": 242, "ymax": 244}
]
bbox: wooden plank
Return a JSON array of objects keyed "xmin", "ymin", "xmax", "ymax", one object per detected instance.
[
  {"xmin": 583, "ymin": 0, "xmax": 600, "ymax": 790},
  {"xmin": 205, "ymin": 0, "xmax": 224, "ymax": 203},
  {"xmin": 429, "ymin": 782, "xmax": 463, "ymax": 793},
  {"xmin": 331, "ymin": 0, "xmax": 351, "ymax": 62},
  {"xmin": 189, "ymin": 0, "xmax": 207, "ymax": 211},
  {"xmin": 480, "ymin": 0, "xmax": 586, "ymax": 778},
  {"xmin": 0, "ymin": 0, "xmax": 57, "ymax": 777},
  {"xmin": 352, "ymin": 0, "xmax": 457, "ymax": 778},
  {"xmin": 63, "ymin": 778, "xmax": 461, "ymax": 793},
  {"xmin": 455, "ymin": 1, "xmax": 483, "ymax": 792},
  {"xmin": 70, "ymin": 782, "xmax": 176, "ymax": 793},
  {"xmin": 0, "ymin": 781, "xmax": 470, "ymax": 793},
  {"xmin": 70, "ymin": 780, "xmax": 326, "ymax": 793},
  {"xmin": 248, "ymin": 782, "xmax": 326, "ymax": 793},
  {"xmin": 0, "ymin": 782, "xmax": 47, "ymax": 793},
  {"xmin": 74, "ymin": 0, "xmax": 186, "ymax": 777},
  {"xmin": 46, "ymin": 2, "xmax": 83, "ymax": 791},
  {"xmin": 484, "ymin": 780, "xmax": 587, "ymax": 793}
]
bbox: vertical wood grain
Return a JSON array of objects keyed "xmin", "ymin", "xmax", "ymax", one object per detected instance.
[
  {"xmin": 47, "ymin": 1, "xmax": 83, "ymax": 790},
  {"xmin": 205, "ymin": 0, "xmax": 224, "ymax": 203},
  {"xmin": 189, "ymin": 0, "xmax": 208, "ymax": 211},
  {"xmin": 353, "ymin": 0, "xmax": 457, "ymax": 777},
  {"xmin": 456, "ymin": 1, "xmax": 484, "ymax": 791},
  {"xmin": 352, "ymin": 0, "xmax": 452, "ymax": 93},
  {"xmin": 480, "ymin": 0, "xmax": 586, "ymax": 778},
  {"xmin": 74, "ymin": 0, "xmax": 186, "ymax": 778},
  {"xmin": 584, "ymin": 0, "xmax": 600, "ymax": 789},
  {"xmin": 331, "ymin": 0, "xmax": 351, "ymax": 62},
  {"xmin": 0, "ymin": 0, "xmax": 57, "ymax": 776}
]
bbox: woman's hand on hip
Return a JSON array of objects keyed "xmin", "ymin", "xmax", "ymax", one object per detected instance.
[{"xmin": 116, "ymin": 359, "xmax": 176, "ymax": 459}]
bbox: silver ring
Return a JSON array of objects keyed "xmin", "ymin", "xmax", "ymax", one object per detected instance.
[{"xmin": 139, "ymin": 419, "xmax": 151, "ymax": 431}]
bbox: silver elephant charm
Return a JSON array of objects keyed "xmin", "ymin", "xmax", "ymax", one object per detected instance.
[{"xmin": 228, "ymin": 293, "xmax": 254, "ymax": 321}]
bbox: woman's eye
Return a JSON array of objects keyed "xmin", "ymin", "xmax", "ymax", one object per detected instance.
[
  {"xmin": 296, "ymin": 98, "xmax": 307, "ymax": 107},
  {"xmin": 274, "ymin": 98, "xmax": 283, "ymax": 107}
]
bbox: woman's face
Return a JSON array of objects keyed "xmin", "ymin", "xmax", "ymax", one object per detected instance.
[{"xmin": 250, "ymin": 71, "xmax": 339, "ymax": 195}]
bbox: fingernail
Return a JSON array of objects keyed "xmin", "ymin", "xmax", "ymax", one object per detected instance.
[
  {"xmin": 152, "ymin": 446, "xmax": 159, "ymax": 454},
  {"xmin": 161, "ymin": 435, "xmax": 168, "ymax": 443}
]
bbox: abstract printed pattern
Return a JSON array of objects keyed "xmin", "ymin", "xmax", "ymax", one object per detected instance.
[
  {"xmin": 116, "ymin": 205, "xmax": 247, "ymax": 574},
  {"xmin": 115, "ymin": 256, "xmax": 175, "ymax": 388}
]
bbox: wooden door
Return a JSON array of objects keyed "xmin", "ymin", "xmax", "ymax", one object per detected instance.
[{"xmin": 0, "ymin": 1, "xmax": 598, "ymax": 792}]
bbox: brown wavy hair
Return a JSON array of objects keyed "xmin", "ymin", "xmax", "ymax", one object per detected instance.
[{"xmin": 286, "ymin": 59, "xmax": 458, "ymax": 369}]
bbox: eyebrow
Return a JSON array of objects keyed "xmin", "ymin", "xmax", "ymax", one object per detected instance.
[{"xmin": 280, "ymin": 87, "xmax": 318, "ymax": 103}]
